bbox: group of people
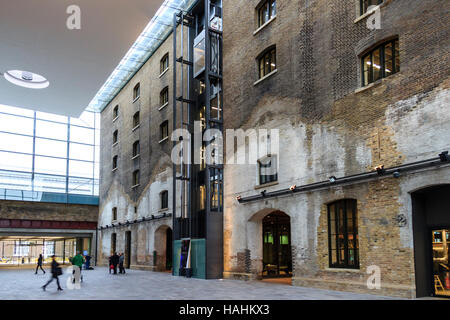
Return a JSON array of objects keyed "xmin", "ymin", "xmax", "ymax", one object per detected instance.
[
  {"xmin": 37, "ymin": 251, "xmax": 89, "ymax": 292},
  {"xmin": 108, "ymin": 252, "xmax": 126, "ymax": 274}
]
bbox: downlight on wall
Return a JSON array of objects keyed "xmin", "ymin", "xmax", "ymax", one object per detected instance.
[{"xmin": 3, "ymin": 70, "xmax": 49, "ymax": 89}]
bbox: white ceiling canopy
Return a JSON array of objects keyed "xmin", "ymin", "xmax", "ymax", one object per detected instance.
[{"xmin": 0, "ymin": 0, "xmax": 165, "ymax": 117}]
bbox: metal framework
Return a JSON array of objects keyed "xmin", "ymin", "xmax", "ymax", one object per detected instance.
[
  {"xmin": 172, "ymin": 0, "xmax": 223, "ymax": 279},
  {"xmin": 0, "ymin": 106, "xmax": 100, "ymax": 203}
]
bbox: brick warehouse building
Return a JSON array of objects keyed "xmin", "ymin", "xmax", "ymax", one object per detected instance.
[{"xmin": 97, "ymin": 0, "xmax": 450, "ymax": 298}]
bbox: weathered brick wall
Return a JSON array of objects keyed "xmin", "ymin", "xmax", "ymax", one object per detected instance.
[
  {"xmin": 0, "ymin": 200, "xmax": 98, "ymax": 222},
  {"xmin": 223, "ymin": 0, "xmax": 450, "ymax": 298}
]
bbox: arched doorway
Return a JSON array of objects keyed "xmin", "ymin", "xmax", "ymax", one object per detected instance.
[
  {"xmin": 412, "ymin": 185, "xmax": 450, "ymax": 298},
  {"xmin": 154, "ymin": 225, "xmax": 172, "ymax": 272},
  {"xmin": 262, "ymin": 211, "xmax": 292, "ymax": 278}
]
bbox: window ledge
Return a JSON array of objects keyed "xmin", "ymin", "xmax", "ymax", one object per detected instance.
[
  {"xmin": 112, "ymin": 116, "xmax": 119, "ymax": 123},
  {"xmin": 131, "ymin": 154, "xmax": 140, "ymax": 160},
  {"xmin": 254, "ymin": 69, "xmax": 278, "ymax": 86},
  {"xmin": 253, "ymin": 15, "xmax": 276, "ymax": 36},
  {"xmin": 131, "ymin": 184, "xmax": 140, "ymax": 189},
  {"xmin": 112, "ymin": 167, "xmax": 118, "ymax": 172},
  {"xmin": 132, "ymin": 124, "xmax": 140, "ymax": 132},
  {"xmin": 354, "ymin": 79, "xmax": 382, "ymax": 94},
  {"xmin": 254, "ymin": 181, "xmax": 279, "ymax": 190},
  {"xmin": 112, "ymin": 142, "xmax": 118, "ymax": 147},
  {"xmin": 133, "ymin": 96, "xmax": 140, "ymax": 103},
  {"xmin": 325, "ymin": 267, "xmax": 360, "ymax": 273},
  {"xmin": 354, "ymin": 4, "xmax": 382, "ymax": 24},
  {"xmin": 159, "ymin": 68, "xmax": 169, "ymax": 78},
  {"xmin": 159, "ymin": 136, "xmax": 169, "ymax": 144},
  {"xmin": 158, "ymin": 208, "xmax": 169, "ymax": 212},
  {"xmin": 158, "ymin": 102, "xmax": 169, "ymax": 111}
]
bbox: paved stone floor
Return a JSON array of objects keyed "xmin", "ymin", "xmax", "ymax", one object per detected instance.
[{"xmin": 0, "ymin": 267, "xmax": 399, "ymax": 300}]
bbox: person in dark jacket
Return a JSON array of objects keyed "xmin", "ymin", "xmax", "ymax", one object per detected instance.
[
  {"xmin": 111, "ymin": 252, "xmax": 119, "ymax": 274},
  {"xmin": 118, "ymin": 253, "xmax": 125, "ymax": 274},
  {"xmin": 35, "ymin": 254, "xmax": 45, "ymax": 274},
  {"xmin": 42, "ymin": 255, "xmax": 63, "ymax": 291}
]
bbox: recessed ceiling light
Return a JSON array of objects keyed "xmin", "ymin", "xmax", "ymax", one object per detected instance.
[{"xmin": 4, "ymin": 70, "xmax": 49, "ymax": 89}]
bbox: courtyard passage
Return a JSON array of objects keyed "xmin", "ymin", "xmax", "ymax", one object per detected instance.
[{"xmin": 0, "ymin": 267, "xmax": 397, "ymax": 300}]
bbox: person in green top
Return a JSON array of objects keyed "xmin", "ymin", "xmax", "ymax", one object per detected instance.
[{"xmin": 71, "ymin": 252, "xmax": 85, "ymax": 283}]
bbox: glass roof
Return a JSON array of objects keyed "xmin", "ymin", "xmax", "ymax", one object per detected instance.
[{"xmin": 88, "ymin": 0, "xmax": 198, "ymax": 112}]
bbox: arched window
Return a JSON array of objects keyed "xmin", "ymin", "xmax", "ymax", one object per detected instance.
[
  {"xmin": 112, "ymin": 155, "xmax": 118, "ymax": 170},
  {"xmin": 327, "ymin": 199, "xmax": 359, "ymax": 268},
  {"xmin": 160, "ymin": 120, "xmax": 169, "ymax": 141},
  {"xmin": 258, "ymin": 46, "xmax": 276, "ymax": 79},
  {"xmin": 160, "ymin": 53, "xmax": 169, "ymax": 74},
  {"xmin": 113, "ymin": 130, "xmax": 118, "ymax": 144},
  {"xmin": 160, "ymin": 87, "xmax": 169, "ymax": 107},
  {"xmin": 133, "ymin": 111, "xmax": 140, "ymax": 128},
  {"xmin": 257, "ymin": 0, "xmax": 276, "ymax": 27},
  {"xmin": 133, "ymin": 83, "xmax": 140, "ymax": 101},
  {"xmin": 132, "ymin": 140, "xmax": 140, "ymax": 158},
  {"xmin": 361, "ymin": 38, "xmax": 399, "ymax": 86},
  {"xmin": 132, "ymin": 170, "xmax": 140, "ymax": 187}
]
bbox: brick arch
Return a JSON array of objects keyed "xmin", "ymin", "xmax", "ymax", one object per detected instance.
[
  {"xmin": 246, "ymin": 208, "xmax": 291, "ymax": 278},
  {"xmin": 154, "ymin": 224, "xmax": 171, "ymax": 271}
]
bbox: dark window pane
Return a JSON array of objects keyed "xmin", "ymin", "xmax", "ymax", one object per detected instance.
[
  {"xmin": 363, "ymin": 54, "xmax": 371, "ymax": 86},
  {"xmin": 394, "ymin": 40, "xmax": 400, "ymax": 72},
  {"xmin": 384, "ymin": 42, "xmax": 393, "ymax": 77},
  {"xmin": 372, "ymin": 47, "xmax": 382, "ymax": 81},
  {"xmin": 270, "ymin": 0, "xmax": 276, "ymax": 17}
]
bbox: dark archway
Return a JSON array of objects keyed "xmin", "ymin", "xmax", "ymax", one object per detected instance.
[
  {"xmin": 412, "ymin": 184, "xmax": 450, "ymax": 298},
  {"xmin": 262, "ymin": 211, "xmax": 292, "ymax": 278}
]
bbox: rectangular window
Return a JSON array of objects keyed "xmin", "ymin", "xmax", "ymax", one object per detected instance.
[
  {"xmin": 36, "ymin": 120, "xmax": 68, "ymax": 141},
  {"xmin": 258, "ymin": 155, "xmax": 277, "ymax": 185},
  {"xmin": 258, "ymin": 0, "xmax": 276, "ymax": 27},
  {"xmin": 0, "ymin": 133, "xmax": 33, "ymax": 154},
  {"xmin": 360, "ymin": 0, "xmax": 383, "ymax": 15},
  {"xmin": 160, "ymin": 87, "xmax": 169, "ymax": 107},
  {"xmin": 161, "ymin": 190, "xmax": 168, "ymax": 209},
  {"xmin": 160, "ymin": 54, "xmax": 169, "ymax": 74},
  {"xmin": 258, "ymin": 47, "xmax": 276, "ymax": 79},
  {"xmin": 361, "ymin": 39, "xmax": 399, "ymax": 86},
  {"xmin": 328, "ymin": 199, "xmax": 359, "ymax": 269},
  {"xmin": 0, "ymin": 113, "xmax": 34, "ymax": 135},
  {"xmin": 112, "ymin": 207, "xmax": 117, "ymax": 221}
]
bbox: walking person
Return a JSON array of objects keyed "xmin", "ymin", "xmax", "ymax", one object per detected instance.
[
  {"xmin": 111, "ymin": 252, "xmax": 119, "ymax": 274},
  {"xmin": 42, "ymin": 255, "xmax": 63, "ymax": 291},
  {"xmin": 71, "ymin": 251, "xmax": 85, "ymax": 283},
  {"xmin": 119, "ymin": 253, "xmax": 125, "ymax": 274},
  {"xmin": 35, "ymin": 254, "xmax": 46, "ymax": 274}
]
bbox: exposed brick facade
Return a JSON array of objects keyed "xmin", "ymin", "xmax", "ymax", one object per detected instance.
[{"xmin": 222, "ymin": 0, "xmax": 450, "ymax": 298}]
